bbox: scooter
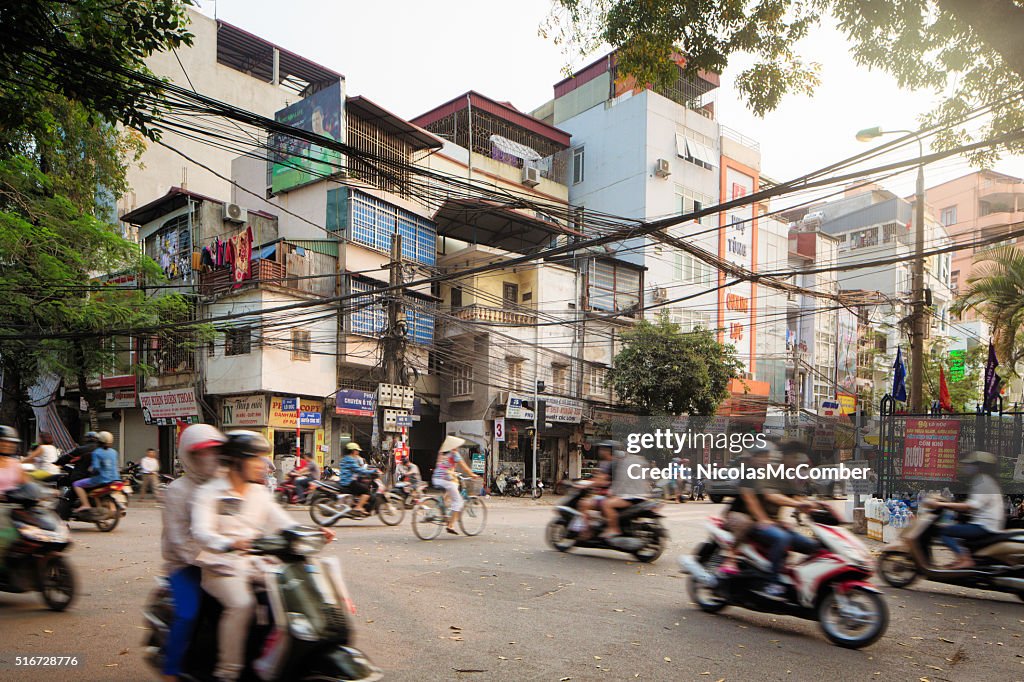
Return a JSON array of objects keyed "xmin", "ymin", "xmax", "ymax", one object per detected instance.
[
  {"xmin": 142, "ymin": 526, "xmax": 382, "ymax": 681},
  {"xmin": 307, "ymin": 472, "xmax": 405, "ymax": 527},
  {"xmin": 679, "ymin": 507, "xmax": 888, "ymax": 649},
  {"xmin": 546, "ymin": 483, "xmax": 667, "ymax": 562},
  {"xmin": 877, "ymin": 506, "xmax": 1024, "ymax": 601},
  {"xmin": 0, "ymin": 483, "xmax": 76, "ymax": 611},
  {"xmin": 51, "ymin": 467, "xmax": 128, "ymax": 532}
]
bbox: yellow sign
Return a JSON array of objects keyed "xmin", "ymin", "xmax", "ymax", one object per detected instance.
[
  {"xmin": 838, "ymin": 394, "xmax": 856, "ymax": 415},
  {"xmin": 315, "ymin": 429, "xmax": 326, "ymax": 468},
  {"xmin": 268, "ymin": 396, "xmax": 323, "ymax": 429}
]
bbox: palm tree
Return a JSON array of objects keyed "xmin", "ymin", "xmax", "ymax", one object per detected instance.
[{"xmin": 953, "ymin": 246, "xmax": 1024, "ymax": 369}]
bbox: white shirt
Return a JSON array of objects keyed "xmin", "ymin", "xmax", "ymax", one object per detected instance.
[
  {"xmin": 140, "ymin": 455, "xmax": 160, "ymax": 474},
  {"xmin": 967, "ymin": 474, "xmax": 1005, "ymax": 532},
  {"xmin": 33, "ymin": 444, "xmax": 60, "ymax": 474}
]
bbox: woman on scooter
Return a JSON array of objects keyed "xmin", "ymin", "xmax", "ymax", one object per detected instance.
[
  {"xmin": 0, "ymin": 426, "xmax": 27, "ymax": 496},
  {"xmin": 924, "ymin": 451, "xmax": 1005, "ymax": 570}
]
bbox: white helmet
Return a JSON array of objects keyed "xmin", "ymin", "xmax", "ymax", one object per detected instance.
[
  {"xmin": 177, "ymin": 424, "xmax": 228, "ymax": 482},
  {"xmin": 96, "ymin": 431, "xmax": 114, "ymax": 447}
]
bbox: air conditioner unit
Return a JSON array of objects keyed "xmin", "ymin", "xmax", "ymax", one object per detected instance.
[
  {"xmin": 652, "ymin": 287, "xmax": 669, "ymax": 302},
  {"xmin": 655, "ymin": 158, "xmax": 672, "ymax": 178},
  {"xmin": 223, "ymin": 203, "xmax": 248, "ymax": 223},
  {"xmin": 521, "ymin": 166, "xmax": 541, "ymax": 187}
]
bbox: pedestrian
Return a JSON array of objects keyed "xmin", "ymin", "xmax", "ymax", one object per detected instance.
[{"xmin": 139, "ymin": 448, "xmax": 161, "ymax": 500}]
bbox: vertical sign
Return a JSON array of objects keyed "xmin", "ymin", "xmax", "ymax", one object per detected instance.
[{"xmin": 494, "ymin": 417, "xmax": 506, "ymax": 442}]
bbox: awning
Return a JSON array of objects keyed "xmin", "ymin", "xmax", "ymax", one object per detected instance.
[
  {"xmin": 434, "ymin": 198, "xmax": 583, "ymax": 253},
  {"xmin": 675, "ymin": 133, "xmax": 717, "ymax": 167}
]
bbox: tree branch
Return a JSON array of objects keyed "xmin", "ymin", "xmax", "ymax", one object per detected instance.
[{"xmin": 936, "ymin": 0, "xmax": 1024, "ymax": 78}]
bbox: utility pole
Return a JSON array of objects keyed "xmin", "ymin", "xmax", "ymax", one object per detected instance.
[
  {"xmin": 910, "ymin": 161, "xmax": 926, "ymax": 413},
  {"xmin": 378, "ymin": 233, "xmax": 406, "ymax": 482}
]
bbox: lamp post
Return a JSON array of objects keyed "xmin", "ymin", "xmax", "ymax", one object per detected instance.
[{"xmin": 856, "ymin": 126, "xmax": 927, "ymax": 413}]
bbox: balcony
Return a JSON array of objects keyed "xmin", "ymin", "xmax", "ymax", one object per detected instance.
[
  {"xmin": 447, "ymin": 304, "xmax": 536, "ymax": 326},
  {"xmin": 199, "ymin": 255, "xmax": 336, "ymax": 298}
]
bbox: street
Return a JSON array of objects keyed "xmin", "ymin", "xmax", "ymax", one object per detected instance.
[{"xmin": 0, "ymin": 498, "xmax": 1021, "ymax": 682}]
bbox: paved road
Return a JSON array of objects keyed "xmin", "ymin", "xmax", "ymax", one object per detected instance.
[{"xmin": 0, "ymin": 498, "xmax": 1021, "ymax": 682}]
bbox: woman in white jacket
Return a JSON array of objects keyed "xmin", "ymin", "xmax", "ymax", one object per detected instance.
[{"xmin": 191, "ymin": 431, "xmax": 333, "ymax": 681}]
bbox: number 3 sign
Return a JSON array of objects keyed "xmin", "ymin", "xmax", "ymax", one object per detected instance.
[{"xmin": 494, "ymin": 417, "xmax": 506, "ymax": 442}]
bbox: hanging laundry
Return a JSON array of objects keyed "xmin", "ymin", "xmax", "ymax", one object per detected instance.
[
  {"xmin": 200, "ymin": 246, "xmax": 214, "ymax": 269},
  {"xmin": 232, "ymin": 226, "xmax": 253, "ymax": 288},
  {"xmin": 192, "ymin": 250, "xmax": 202, "ymax": 272},
  {"xmin": 224, "ymin": 238, "xmax": 235, "ymax": 268}
]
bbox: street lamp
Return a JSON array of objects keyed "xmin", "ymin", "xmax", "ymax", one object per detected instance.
[{"xmin": 856, "ymin": 126, "xmax": 926, "ymax": 413}]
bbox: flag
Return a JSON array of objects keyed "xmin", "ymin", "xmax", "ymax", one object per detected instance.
[
  {"xmin": 983, "ymin": 340, "xmax": 1002, "ymax": 412},
  {"xmin": 892, "ymin": 347, "xmax": 907, "ymax": 402},
  {"xmin": 939, "ymin": 366, "xmax": 953, "ymax": 413}
]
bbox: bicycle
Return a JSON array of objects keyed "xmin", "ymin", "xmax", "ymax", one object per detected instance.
[{"xmin": 412, "ymin": 475, "xmax": 488, "ymax": 540}]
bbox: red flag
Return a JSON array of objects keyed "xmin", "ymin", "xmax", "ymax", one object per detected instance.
[{"xmin": 939, "ymin": 366, "xmax": 953, "ymax": 413}]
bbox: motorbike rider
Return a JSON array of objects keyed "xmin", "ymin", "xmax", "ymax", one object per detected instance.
[
  {"xmin": 0, "ymin": 426, "xmax": 27, "ymax": 496},
  {"xmin": 56, "ymin": 431, "xmax": 101, "ymax": 486},
  {"xmin": 159, "ymin": 423, "xmax": 228, "ymax": 682},
  {"xmin": 24, "ymin": 432, "xmax": 60, "ymax": 480},
  {"xmin": 289, "ymin": 451, "xmax": 319, "ymax": 503},
  {"xmin": 339, "ymin": 442, "xmax": 375, "ymax": 517},
  {"xmin": 395, "ymin": 451, "xmax": 423, "ymax": 501},
  {"xmin": 433, "ymin": 436, "xmax": 480, "ymax": 535},
  {"xmin": 925, "ymin": 450, "xmax": 1005, "ymax": 569},
  {"xmin": 192, "ymin": 430, "xmax": 335, "ymax": 682},
  {"xmin": 72, "ymin": 431, "xmax": 120, "ymax": 512},
  {"xmin": 575, "ymin": 441, "xmax": 617, "ymax": 538},
  {"xmin": 601, "ymin": 442, "xmax": 650, "ymax": 540}
]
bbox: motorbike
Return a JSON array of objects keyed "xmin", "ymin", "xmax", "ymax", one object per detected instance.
[
  {"xmin": 490, "ymin": 470, "xmax": 509, "ymax": 496},
  {"xmin": 142, "ymin": 526, "xmax": 382, "ymax": 682},
  {"xmin": 392, "ymin": 478, "xmax": 424, "ymax": 509},
  {"xmin": 0, "ymin": 483, "xmax": 76, "ymax": 611},
  {"xmin": 121, "ymin": 461, "xmax": 143, "ymax": 486},
  {"xmin": 307, "ymin": 472, "xmax": 405, "ymax": 527},
  {"xmin": 877, "ymin": 506, "xmax": 1024, "ymax": 601},
  {"xmin": 274, "ymin": 476, "xmax": 307, "ymax": 505},
  {"xmin": 505, "ymin": 474, "xmax": 525, "ymax": 498},
  {"xmin": 679, "ymin": 507, "xmax": 888, "ymax": 649},
  {"xmin": 546, "ymin": 484, "xmax": 667, "ymax": 562},
  {"xmin": 51, "ymin": 466, "xmax": 127, "ymax": 532}
]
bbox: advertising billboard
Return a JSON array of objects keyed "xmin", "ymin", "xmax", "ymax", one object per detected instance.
[
  {"xmin": 903, "ymin": 418, "xmax": 961, "ymax": 481},
  {"xmin": 271, "ymin": 80, "xmax": 345, "ymax": 194}
]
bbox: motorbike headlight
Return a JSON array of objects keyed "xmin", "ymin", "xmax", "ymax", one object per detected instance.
[
  {"xmin": 289, "ymin": 533, "xmax": 326, "ymax": 556},
  {"xmin": 288, "ymin": 612, "xmax": 319, "ymax": 641}
]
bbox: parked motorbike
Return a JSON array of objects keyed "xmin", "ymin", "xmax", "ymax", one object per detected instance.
[
  {"xmin": 307, "ymin": 472, "xmax": 405, "ymax": 527},
  {"xmin": 546, "ymin": 484, "xmax": 667, "ymax": 562},
  {"xmin": 506, "ymin": 474, "xmax": 525, "ymax": 498},
  {"xmin": 121, "ymin": 461, "xmax": 144, "ymax": 486},
  {"xmin": 490, "ymin": 470, "xmax": 508, "ymax": 496},
  {"xmin": 0, "ymin": 483, "xmax": 76, "ymax": 611},
  {"xmin": 680, "ymin": 506, "xmax": 888, "ymax": 649},
  {"xmin": 51, "ymin": 466, "xmax": 127, "ymax": 532},
  {"xmin": 142, "ymin": 525, "xmax": 382, "ymax": 681},
  {"xmin": 877, "ymin": 506, "xmax": 1024, "ymax": 601}
]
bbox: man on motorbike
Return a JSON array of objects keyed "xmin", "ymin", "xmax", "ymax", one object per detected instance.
[
  {"xmin": 574, "ymin": 441, "xmax": 617, "ymax": 538},
  {"xmin": 192, "ymin": 431, "xmax": 334, "ymax": 682},
  {"xmin": 602, "ymin": 443, "xmax": 651, "ymax": 540},
  {"xmin": 72, "ymin": 431, "xmax": 120, "ymax": 512},
  {"xmin": 395, "ymin": 452, "xmax": 423, "ymax": 502},
  {"xmin": 339, "ymin": 442, "xmax": 375, "ymax": 516},
  {"xmin": 925, "ymin": 450, "xmax": 1005, "ymax": 569},
  {"xmin": 289, "ymin": 452, "xmax": 319, "ymax": 503},
  {"xmin": 159, "ymin": 423, "xmax": 227, "ymax": 682},
  {"xmin": 56, "ymin": 431, "xmax": 100, "ymax": 486}
]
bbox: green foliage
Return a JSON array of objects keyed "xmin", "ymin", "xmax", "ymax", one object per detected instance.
[
  {"xmin": 953, "ymin": 246, "xmax": 1024, "ymax": 370},
  {"xmin": 922, "ymin": 342, "xmax": 984, "ymax": 412},
  {"xmin": 607, "ymin": 315, "xmax": 743, "ymax": 415},
  {"xmin": 545, "ymin": 0, "xmax": 1024, "ymax": 162},
  {"xmin": 0, "ymin": 0, "xmax": 195, "ymax": 139}
]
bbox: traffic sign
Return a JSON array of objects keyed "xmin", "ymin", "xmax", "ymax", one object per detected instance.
[{"xmin": 282, "ymin": 397, "xmax": 299, "ymax": 411}]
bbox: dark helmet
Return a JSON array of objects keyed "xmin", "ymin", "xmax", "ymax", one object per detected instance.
[
  {"xmin": 223, "ymin": 430, "xmax": 271, "ymax": 460},
  {"xmin": 84, "ymin": 431, "xmax": 100, "ymax": 444},
  {"xmin": 593, "ymin": 439, "xmax": 620, "ymax": 456}
]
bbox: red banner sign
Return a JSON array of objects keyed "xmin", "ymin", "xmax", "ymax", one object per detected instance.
[{"xmin": 903, "ymin": 419, "xmax": 960, "ymax": 480}]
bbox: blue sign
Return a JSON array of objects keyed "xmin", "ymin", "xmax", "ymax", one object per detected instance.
[
  {"xmin": 335, "ymin": 389, "xmax": 376, "ymax": 417},
  {"xmin": 282, "ymin": 397, "xmax": 299, "ymax": 411},
  {"xmin": 396, "ymin": 414, "xmax": 413, "ymax": 428},
  {"xmin": 299, "ymin": 411, "xmax": 322, "ymax": 427}
]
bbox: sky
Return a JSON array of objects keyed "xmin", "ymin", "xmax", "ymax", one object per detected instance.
[{"xmin": 193, "ymin": 0, "xmax": 1024, "ymax": 203}]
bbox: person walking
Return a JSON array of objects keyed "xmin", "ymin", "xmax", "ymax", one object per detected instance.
[{"xmin": 139, "ymin": 448, "xmax": 161, "ymax": 500}]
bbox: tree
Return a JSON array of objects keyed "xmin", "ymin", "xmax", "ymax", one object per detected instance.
[
  {"xmin": 922, "ymin": 342, "xmax": 984, "ymax": 412},
  {"xmin": 607, "ymin": 315, "xmax": 743, "ymax": 415},
  {"xmin": 544, "ymin": 0, "xmax": 1024, "ymax": 163},
  {"xmin": 0, "ymin": 1, "xmax": 194, "ymax": 139},
  {"xmin": 953, "ymin": 246, "xmax": 1024, "ymax": 370}
]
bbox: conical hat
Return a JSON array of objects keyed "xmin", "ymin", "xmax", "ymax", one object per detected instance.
[{"xmin": 440, "ymin": 435, "xmax": 466, "ymax": 453}]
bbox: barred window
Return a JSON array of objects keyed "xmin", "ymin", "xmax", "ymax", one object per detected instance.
[
  {"xmin": 292, "ymin": 329, "xmax": 311, "ymax": 361},
  {"xmin": 225, "ymin": 327, "xmax": 252, "ymax": 356},
  {"xmin": 348, "ymin": 190, "xmax": 436, "ymax": 265},
  {"xmin": 451, "ymin": 363, "xmax": 473, "ymax": 396}
]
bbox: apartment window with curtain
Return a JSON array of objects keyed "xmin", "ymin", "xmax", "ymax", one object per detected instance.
[
  {"xmin": 225, "ymin": 327, "xmax": 252, "ymax": 356},
  {"xmin": 589, "ymin": 260, "xmax": 641, "ymax": 316},
  {"xmin": 291, "ymin": 329, "xmax": 311, "ymax": 361},
  {"xmin": 451, "ymin": 363, "xmax": 473, "ymax": 397}
]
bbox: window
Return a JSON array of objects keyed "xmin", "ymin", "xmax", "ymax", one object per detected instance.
[
  {"xmin": 675, "ymin": 252, "xmax": 715, "ymax": 287},
  {"xmin": 675, "ymin": 186, "xmax": 716, "ymax": 227},
  {"xmin": 503, "ymin": 282, "xmax": 519, "ymax": 306},
  {"xmin": 669, "ymin": 308, "xmax": 714, "ymax": 332},
  {"xmin": 551, "ymin": 365, "xmax": 568, "ymax": 394},
  {"xmin": 348, "ymin": 190, "xmax": 436, "ymax": 265},
  {"xmin": 450, "ymin": 287, "xmax": 463, "ymax": 309},
  {"xmin": 507, "ymin": 360, "xmax": 524, "ymax": 392},
  {"xmin": 940, "ymin": 206, "xmax": 957, "ymax": 227},
  {"xmin": 675, "ymin": 129, "xmax": 717, "ymax": 170},
  {"xmin": 572, "ymin": 146, "xmax": 585, "ymax": 184},
  {"xmin": 350, "ymin": 279, "xmax": 434, "ymax": 345},
  {"xmin": 883, "ymin": 222, "xmax": 901, "ymax": 243},
  {"xmin": 225, "ymin": 327, "xmax": 252, "ymax": 356},
  {"xmin": 207, "ymin": 340, "xmax": 216, "ymax": 358},
  {"xmin": 585, "ymin": 364, "xmax": 607, "ymax": 397},
  {"xmin": 847, "ymin": 227, "xmax": 878, "ymax": 250},
  {"xmin": 451, "ymin": 363, "xmax": 473, "ymax": 396},
  {"xmin": 589, "ymin": 260, "xmax": 641, "ymax": 315},
  {"xmin": 291, "ymin": 329, "xmax": 311, "ymax": 361},
  {"xmin": 145, "ymin": 213, "xmax": 192, "ymax": 280}
]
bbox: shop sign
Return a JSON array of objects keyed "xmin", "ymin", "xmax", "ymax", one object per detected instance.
[
  {"xmin": 269, "ymin": 396, "xmax": 322, "ymax": 428},
  {"xmin": 105, "ymin": 388, "xmax": 136, "ymax": 409},
  {"xmin": 335, "ymin": 389, "xmax": 376, "ymax": 417},
  {"xmin": 139, "ymin": 387, "xmax": 200, "ymax": 425},
  {"xmin": 544, "ymin": 397, "xmax": 584, "ymax": 424},
  {"xmin": 494, "ymin": 417, "xmax": 506, "ymax": 442},
  {"xmin": 903, "ymin": 419, "xmax": 960, "ymax": 481},
  {"xmin": 222, "ymin": 395, "xmax": 267, "ymax": 427},
  {"xmin": 471, "ymin": 451, "xmax": 486, "ymax": 474},
  {"xmin": 506, "ymin": 395, "xmax": 534, "ymax": 420}
]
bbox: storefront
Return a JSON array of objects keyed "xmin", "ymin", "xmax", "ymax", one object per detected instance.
[
  {"xmin": 502, "ymin": 394, "xmax": 584, "ymax": 486},
  {"xmin": 267, "ymin": 396, "xmax": 326, "ymax": 472},
  {"xmin": 334, "ymin": 389, "xmax": 377, "ymax": 461},
  {"xmin": 139, "ymin": 387, "xmax": 201, "ymax": 472}
]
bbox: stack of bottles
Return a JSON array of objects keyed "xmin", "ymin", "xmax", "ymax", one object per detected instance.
[{"xmin": 864, "ymin": 498, "xmax": 916, "ymax": 540}]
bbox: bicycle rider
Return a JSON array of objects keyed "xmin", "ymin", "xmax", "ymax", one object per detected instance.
[{"xmin": 433, "ymin": 436, "xmax": 480, "ymax": 535}]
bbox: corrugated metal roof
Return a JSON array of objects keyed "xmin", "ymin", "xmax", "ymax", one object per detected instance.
[
  {"xmin": 284, "ymin": 239, "xmax": 339, "ymax": 257},
  {"xmin": 819, "ymin": 198, "xmax": 911, "ymax": 235}
]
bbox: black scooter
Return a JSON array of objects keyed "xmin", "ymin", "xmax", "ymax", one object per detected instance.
[
  {"xmin": 307, "ymin": 472, "xmax": 405, "ymax": 527},
  {"xmin": 0, "ymin": 483, "xmax": 76, "ymax": 611},
  {"xmin": 143, "ymin": 526, "xmax": 381, "ymax": 681},
  {"xmin": 546, "ymin": 484, "xmax": 667, "ymax": 562}
]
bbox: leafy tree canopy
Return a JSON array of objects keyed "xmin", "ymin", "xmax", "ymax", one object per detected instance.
[
  {"xmin": 607, "ymin": 315, "xmax": 743, "ymax": 415},
  {"xmin": 544, "ymin": 0, "xmax": 1024, "ymax": 165},
  {"xmin": 953, "ymin": 246, "xmax": 1024, "ymax": 370}
]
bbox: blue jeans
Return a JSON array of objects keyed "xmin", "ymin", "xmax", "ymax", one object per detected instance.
[
  {"xmin": 163, "ymin": 566, "xmax": 202, "ymax": 676},
  {"xmin": 939, "ymin": 522, "xmax": 991, "ymax": 556},
  {"xmin": 750, "ymin": 524, "xmax": 790, "ymax": 577}
]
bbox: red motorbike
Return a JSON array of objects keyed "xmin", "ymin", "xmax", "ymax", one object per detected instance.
[{"xmin": 274, "ymin": 475, "xmax": 306, "ymax": 505}]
